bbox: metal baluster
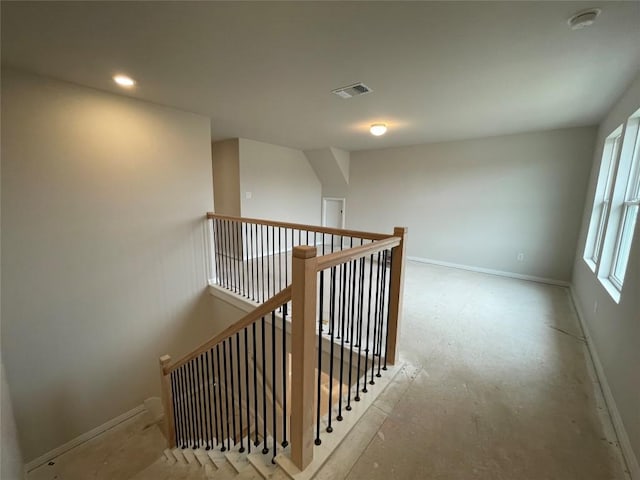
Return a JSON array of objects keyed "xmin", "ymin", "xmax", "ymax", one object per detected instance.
[
  {"xmin": 315, "ymin": 269, "xmax": 324, "ymax": 445},
  {"xmin": 271, "ymin": 310, "xmax": 277, "ymax": 463},
  {"xmin": 355, "ymin": 257, "xmax": 365, "ymax": 402},
  {"xmin": 261, "ymin": 316, "xmax": 268, "ymax": 454},
  {"xmin": 266, "ymin": 225, "xmax": 271, "ymax": 299},
  {"xmin": 228, "ymin": 339, "xmax": 237, "ymax": 446},
  {"xmin": 208, "ymin": 350, "xmax": 220, "ymax": 447},
  {"xmin": 377, "ymin": 250, "xmax": 389, "ymax": 377},
  {"xmin": 170, "ymin": 372, "xmax": 181, "ymax": 448},
  {"xmin": 282, "ymin": 303, "xmax": 289, "ymax": 448},
  {"xmin": 363, "ymin": 254, "xmax": 374, "ymax": 393},
  {"xmin": 327, "ymin": 266, "xmax": 336, "ymax": 433},
  {"xmin": 203, "ymin": 351, "xmax": 213, "ymax": 449},
  {"xmin": 346, "ymin": 259, "xmax": 357, "ymax": 412},
  {"xmin": 180, "ymin": 365, "xmax": 190, "ymax": 448},
  {"xmin": 252, "ymin": 322, "xmax": 259, "ymax": 447},
  {"xmin": 261, "ymin": 225, "xmax": 266, "ymax": 303},
  {"xmin": 236, "ymin": 332, "xmax": 244, "ymax": 452},
  {"xmin": 244, "ymin": 327, "xmax": 251, "ymax": 453},
  {"xmin": 222, "ymin": 340, "xmax": 231, "ymax": 451},
  {"xmin": 188, "ymin": 362, "xmax": 198, "ymax": 448},
  {"xmin": 215, "ymin": 345, "xmax": 226, "ymax": 451},
  {"xmin": 370, "ymin": 252, "xmax": 382, "ymax": 386},
  {"xmin": 337, "ymin": 262, "xmax": 347, "ymax": 422},
  {"xmin": 196, "ymin": 355, "xmax": 207, "ymax": 448}
]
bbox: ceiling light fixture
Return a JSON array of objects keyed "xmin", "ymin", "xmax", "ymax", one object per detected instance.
[
  {"xmin": 113, "ymin": 74, "xmax": 136, "ymax": 88},
  {"xmin": 370, "ymin": 124, "xmax": 387, "ymax": 136},
  {"xmin": 568, "ymin": 8, "xmax": 601, "ymax": 30}
]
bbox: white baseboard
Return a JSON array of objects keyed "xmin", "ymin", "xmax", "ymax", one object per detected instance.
[
  {"xmin": 569, "ymin": 287, "xmax": 639, "ymax": 480},
  {"xmin": 25, "ymin": 403, "xmax": 146, "ymax": 473},
  {"xmin": 407, "ymin": 255, "xmax": 570, "ymax": 287}
]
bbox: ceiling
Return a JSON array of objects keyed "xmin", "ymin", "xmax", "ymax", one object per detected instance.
[{"xmin": 2, "ymin": 1, "xmax": 639, "ymax": 151}]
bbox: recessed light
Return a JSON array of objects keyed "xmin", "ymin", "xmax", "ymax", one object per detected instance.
[
  {"xmin": 113, "ymin": 74, "xmax": 136, "ymax": 88},
  {"xmin": 568, "ymin": 8, "xmax": 601, "ymax": 30},
  {"xmin": 370, "ymin": 124, "xmax": 387, "ymax": 136}
]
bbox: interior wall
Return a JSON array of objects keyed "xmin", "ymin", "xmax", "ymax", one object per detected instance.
[
  {"xmin": 211, "ymin": 139, "xmax": 241, "ymax": 216},
  {"xmin": 571, "ymin": 72, "xmax": 640, "ymax": 473},
  {"xmin": 1, "ymin": 360, "xmax": 23, "ymax": 479},
  {"xmin": 347, "ymin": 126, "xmax": 597, "ymax": 282},
  {"xmin": 1, "ymin": 124, "xmax": 25, "ymax": 477},
  {"xmin": 1, "ymin": 70, "xmax": 217, "ymax": 462},
  {"xmin": 239, "ymin": 138, "xmax": 321, "ymax": 225}
]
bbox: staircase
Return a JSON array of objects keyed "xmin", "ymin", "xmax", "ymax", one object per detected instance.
[{"xmin": 149, "ymin": 213, "xmax": 407, "ymax": 479}]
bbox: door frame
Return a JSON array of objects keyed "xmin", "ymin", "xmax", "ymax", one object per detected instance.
[{"xmin": 322, "ymin": 197, "xmax": 346, "ymax": 229}]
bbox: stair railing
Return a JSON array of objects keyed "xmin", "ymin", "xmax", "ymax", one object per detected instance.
[
  {"xmin": 160, "ymin": 214, "xmax": 407, "ymax": 471},
  {"xmin": 205, "ymin": 212, "xmax": 392, "ymax": 303}
]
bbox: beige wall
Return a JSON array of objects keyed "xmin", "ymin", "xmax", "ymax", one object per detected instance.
[
  {"xmin": 572, "ymin": 73, "xmax": 640, "ymax": 474},
  {"xmin": 347, "ymin": 126, "xmax": 597, "ymax": 282},
  {"xmin": 1, "ymin": 360, "xmax": 23, "ymax": 479},
  {"xmin": 1, "ymin": 70, "xmax": 217, "ymax": 462},
  {"xmin": 212, "ymin": 139, "xmax": 241, "ymax": 216},
  {"xmin": 239, "ymin": 138, "xmax": 321, "ymax": 224}
]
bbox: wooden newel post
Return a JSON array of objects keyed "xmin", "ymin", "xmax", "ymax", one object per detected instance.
[
  {"xmin": 386, "ymin": 227, "xmax": 407, "ymax": 366},
  {"xmin": 159, "ymin": 355, "xmax": 176, "ymax": 448},
  {"xmin": 290, "ymin": 245, "xmax": 317, "ymax": 470}
]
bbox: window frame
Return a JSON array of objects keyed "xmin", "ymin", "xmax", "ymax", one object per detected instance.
[{"xmin": 583, "ymin": 108, "xmax": 640, "ymax": 303}]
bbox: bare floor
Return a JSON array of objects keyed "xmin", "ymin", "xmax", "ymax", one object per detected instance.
[
  {"xmin": 27, "ymin": 262, "xmax": 629, "ymax": 480},
  {"xmin": 325, "ymin": 261, "xmax": 628, "ymax": 480}
]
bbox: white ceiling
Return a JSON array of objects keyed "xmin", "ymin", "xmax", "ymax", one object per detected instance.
[{"xmin": 2, "ymin": 1, "xmax": 639, "ymax": 151}]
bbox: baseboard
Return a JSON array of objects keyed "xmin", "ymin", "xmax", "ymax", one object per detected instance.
[
  {"xmin": 407, "ymin": 256, "xmax": 570, "ymax": 287},
  {"xmin": 569, "ymin": 286, "xmax": 639, "ymax": 480},
  {"xmin": 25, "ymin": 403, "xmax": 146, "ymax": 473}
]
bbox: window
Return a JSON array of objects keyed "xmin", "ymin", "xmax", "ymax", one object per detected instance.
[{"xmin": 584, "ymin": 108, "xmax": 640, "ymax": 302}]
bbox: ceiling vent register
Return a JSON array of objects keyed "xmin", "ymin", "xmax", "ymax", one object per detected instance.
[{"xmin": 332, "ymin": 82, "xmax": 373, "ymax": 99}]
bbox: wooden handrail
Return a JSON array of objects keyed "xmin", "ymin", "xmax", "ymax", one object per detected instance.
[
  {"xmin": 165, "ymin": 286, "xmax": 292, "ymax": 374},
  {"xmin": 206, "ymin": 212, "xmax": 391, "ymax": 241},
  {"xmin": 316, "ymin": 236, "xmax": 401, "ymax": 271}
]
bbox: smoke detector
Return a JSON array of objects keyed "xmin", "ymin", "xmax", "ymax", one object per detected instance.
[
  {"xmin": 332, "ymin": 82, "xmax": 372, "ymax": 99},
  {"xmin": 568, "ymin": 8, "xmax": 601, "ymax": 30}
]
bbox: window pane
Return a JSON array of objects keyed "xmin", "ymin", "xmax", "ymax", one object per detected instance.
[{"xmin": 612, "ymin": 205, "xmax": 638, "ymax": 284}]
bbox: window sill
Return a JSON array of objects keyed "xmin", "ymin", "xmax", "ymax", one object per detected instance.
[
  {"xmin": 598, "ymin": 276, "xmax": 622, "ymax": 304},
  {"xmin": 583, "ymin": 257, "xmax": 597, "ymax": 273}
]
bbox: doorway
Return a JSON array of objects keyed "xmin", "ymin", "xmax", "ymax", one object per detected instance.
[{"xmin": 322, "ymin": 197, "xmax": 345, "ymax": 229}]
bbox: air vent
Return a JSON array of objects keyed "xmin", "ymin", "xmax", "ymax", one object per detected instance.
[{"xmin": 331, "ymin": 82, "xmax": 373, "ymax": 99}]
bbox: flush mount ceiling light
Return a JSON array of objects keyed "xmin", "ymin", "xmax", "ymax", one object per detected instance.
[
  {"xmin": 370, "ymin": 124, "xmax": 387, "ymax": 136},
  {"xmin": 568, "ymin": 8, "xmax": 601, "ymax": 30},
  {"xmin": 113, "ymin": 74, "xmax": 136, "ymax": 88}
]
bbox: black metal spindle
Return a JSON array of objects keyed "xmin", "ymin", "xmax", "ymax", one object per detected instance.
[
  {"xmin": 261, "ymin": 225, "xmax": 266, "ymax": 303},
  {"xmin": 282, "ymin": 303, "xmax": 288, "ymax": 448},
  {"xmin": 244, "ymin": 327, "xmax": 251, "ymax": 453},
  {"xmin": 337, "ymin": 263, "xmax": 347, "ymax": 422},
  {"xmin": 355, "ymin": 257, "xmax": 365, "ymax": 402},
  {"xmin": 327, "ymin": 266, "xmax": 336, "ymax": 433},
  {"xmin": 203, "ymin": 351, "xmax": 213, "ymax": 449},
  {"xmin": 261, "ymin": 316, "xmax": 268, "ymax": 454},
  {"xmin": 346, "ymin": 259, "xmax": 357, "ymax": 411},
  {"xmin": 198, "ymin": 355, "xmax": 208, "ymax": 448},
  {"xmin": 315, "ymin": 270, "xmax": 324, "ymax": 445},
  {"xmin": 363, "ymin": 254, "xmax": 374, "ymax": 393},
  {"xmin": 254, "ymin": 223, "xmax": 259, "ymax": 302},
  {"xmin": 271, "ymin": 310, "xmax": 277, "ymax": 463},
  {"xmin": 222, "ymin": 340, "xmax": 231, "ymax": 451},
  {"xmin": 248, "ymin": 222, "xmax": 255, "ymax": 301},
  {"xmin": 215, "ymin": 344, "xmax": 226, "ymax": 451},
  {"xmin": 209, "ymin": 350, "xmax": 220, "ymax": 447},
  {"xmin": 197, "ymin": 356, "xmax": 206, "ymax": 448},
  {"xmin": 370, "ymin": 252, "xmax": 382, "ymax": 386},
  {"xmin": 266, "ymin": 225, "xmax": 271, "ymax": 299},
  {"xmin": 179, "ymin": 366, "xmax": 189, "ymax": 448},
  {"xmin": 377, "ymin": 250, "xmax": 389, "ymax": 377},
  {"xmin": 188, "ymin": 362, "xmax": 198, "ymax": 448},
  {"xmin": 252, "ymin": 322, "xmax": 259, "ymax": 447},
  {"xmin": 170, "ymin": 372, "xmax": 181, "ymax": 447},
  {"xmin": 235, "ymin": 332, "xmax": 245, "ymax": 452},
  {"xmin": 228, "ymin": 339, "xmax": 237, "ymax": 447}
]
